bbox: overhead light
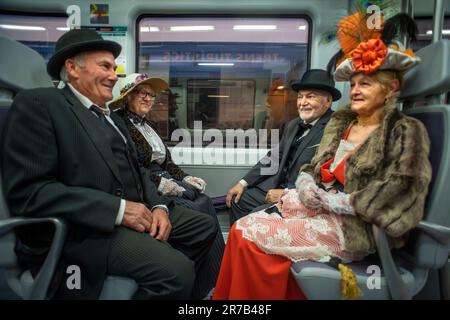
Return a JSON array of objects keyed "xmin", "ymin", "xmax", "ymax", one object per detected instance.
[
  {"xmin": 56, "ymin": 27, "xmax": 70, "ymax": 31},
  {"xmin": 208, "ymin": 95, "xmax": 230, "ymax": 98},
  {"xmin": 233, "ymin": 25, "xmax": 277, "ymax": 30},
  {"xmin": 197, "ymin": 63, "xmax": 234, "ymax": 66},
  {"xmin": 298, "ymin": 25, "xmax": 307, "ymax": 30},
  {"xmin": 426, "ymin": 29, "xmax": 450, "ymax": 35},
  {"xmin": 170, "ymin": 25, "xmax": 215, "ymax": 31},
  {"xmin": 0, "ymin": 24, "xmax": 46, "ymax": 31},
  {"xmin": 140, "ymin": 26, "xmax": 159, "ymax": 32}
]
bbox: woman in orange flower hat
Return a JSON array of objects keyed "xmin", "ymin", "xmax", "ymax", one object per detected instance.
[{"xmin": 213, "ymin": 9, "xmax": 432, "ymax": 300}]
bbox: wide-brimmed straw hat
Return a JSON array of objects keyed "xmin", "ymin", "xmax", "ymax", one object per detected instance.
[
  {"xmin": 109, "ymin": 73, "xmax": 169, "ymax": 108},
  {"xmin": 291, "ymin": 69, "xmax": 342, "ymax": 101},
  {"xmin": 47, "ymin": 28, "xmax": 121, "ymax": 79}
]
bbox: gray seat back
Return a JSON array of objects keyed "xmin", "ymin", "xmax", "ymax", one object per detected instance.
[
  {"xmin": 400, "ymin": 40, "xmax": 450, "ymax": 101},
  {"xmin": 401, "ymin": 40, "xmax": 450, "ymax": 271},
  {"xmin": 0, "ymin": 35, "xmax": 53, "ymax": 134},
  {"xmin": 0, "ymin": 36, "xmax": 53, "ymax": 268},
  {"xmin": 399, "ymin": 40, "xmax": 450, "ymax": 298},
  {"xmin": 0, "ymin": 36, "xmax": 53, "ymax": 93},
  {"xmin": 404, "ymin": 106, "xmax": 450, "ymax": 270}
]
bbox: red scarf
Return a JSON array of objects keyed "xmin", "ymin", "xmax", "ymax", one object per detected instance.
[{"xmin": 320, "ymin": 125, "xmax": 353, "ymax": 185}]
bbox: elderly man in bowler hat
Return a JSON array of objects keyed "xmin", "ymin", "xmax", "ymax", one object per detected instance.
[
  {"xmin": 1, "ymin": 29, "xmax": 217, "ymax": 299},
  {"xmin": 226, "ymin": 69, "xmax": 341, "ymax": 223}
]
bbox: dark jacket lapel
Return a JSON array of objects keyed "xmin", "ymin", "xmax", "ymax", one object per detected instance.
[
  {"xmin": 280, "ymin": 117, "xmax": 302, "ymax": 166},
  {"xmin": 291, "ymin": 108, "xmax": 334, "ymax": 167},
  {"xmin": 62, "ymin": 87, "xmax": 122, "ymax": 183}
]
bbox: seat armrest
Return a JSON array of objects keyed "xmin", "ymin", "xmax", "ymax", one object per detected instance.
[
  {"xmin": 0, "ymin": 217, "xmax": 67, "ymax": 299},
  {"xmin": 372, "ymin": 225, "xmax": 413, "ymax": 300},
  {"xmin": 416, "ymin": 221, "xmax": 450, "ymax": 245}
]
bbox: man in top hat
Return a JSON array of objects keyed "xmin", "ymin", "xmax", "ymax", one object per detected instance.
[
  {"xmin": 226, "ymin": 69, "xmax": 341, "ymax": 223},
  {"xmin": 1, "ymin": 29, "xmax": 217, "ymax": 299}
]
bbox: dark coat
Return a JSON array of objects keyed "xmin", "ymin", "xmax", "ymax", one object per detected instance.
[
  {"xmin": 1, "ymin": 86, "xmax": 170, "ymax": 299},
  {"xmin": 301, "ymin": 106, "xmax": 432, "ymax": 255},
  {"xmin": 243, "ymin": 109, "xmax": 334, "ymax": 191}
]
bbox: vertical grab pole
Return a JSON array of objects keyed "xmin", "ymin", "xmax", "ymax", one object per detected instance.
[
  {"xmin": 400, "ymin": 0, "xmax": 413, "ymax": 48},
  {"xmin": 432, "ymin": 0, "xmax": 444, "ymax": 43},
  {"xmin": 432, "ymin": 0, "xmax": 446, "ymax": 103}
]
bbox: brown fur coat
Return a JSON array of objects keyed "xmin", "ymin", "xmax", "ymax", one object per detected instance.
[{"xmin": 301, "ymin": 106, "xmax": 432, "ymax": 256}]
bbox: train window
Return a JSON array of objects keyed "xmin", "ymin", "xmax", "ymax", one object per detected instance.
[
  {"xmin": 0, "ymin": 13, "xmax": 67, "ymax": 63},
  {"xmin": 413, "ymin": 17, "xmax": 450, "ymax": 51},
  {"xmin": 186, "ymin": 79, "xmax": 256, "ymax": 130},
  {"xmin": 137, "ymin": 16, "xmax": 310, "ymax": 147}
]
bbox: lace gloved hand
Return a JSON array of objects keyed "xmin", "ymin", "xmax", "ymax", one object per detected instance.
[
  {"xmin": 317, "ymin": 189, "xmax": 355, "ymax": 215},
  {"xmin": 177, "ymin": 180, "xmax": 200, "ymax": 201},
  {"xmin": 183, "ymin": 176, "xmax": 207, "ymax": 193},
  {"xmin": 296, "ymin": 172, "xmax": 322, "ymax": 209},
  {"xmin": 158, "ymin": 177, "xmax": 185, "ymax": 197}
]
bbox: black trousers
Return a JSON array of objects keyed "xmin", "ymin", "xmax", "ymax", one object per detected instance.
[
  {"xmin": 229, "ymin": 187, "xmax": 267, "ymax": 225},
  {"xmin": 167, "ymin": 194, "xmax": 225, "ymax": 299},
  {"xmin": 106, "ymin": 205, "xmax": 217, "ymax": 300}
]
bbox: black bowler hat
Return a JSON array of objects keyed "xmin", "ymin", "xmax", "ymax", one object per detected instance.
[
  {"xmin": 47, "ymin": 29, "xmax": 121, "ymax": 79},
  {"xmin": 291, "ymin": 69, "xmax": 341, "ymax": 101}
]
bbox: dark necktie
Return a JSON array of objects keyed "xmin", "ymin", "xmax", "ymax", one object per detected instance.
[
  {"xmin": 90, "ymin": 105, "xmax": 124, "ymax": 140},
  {"xmin": 90, "ymin": 105, "xmax": 108, "ymax": 122}
]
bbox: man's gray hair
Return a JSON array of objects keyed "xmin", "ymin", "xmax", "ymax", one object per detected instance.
[{"xmin": 59, "ymin": 52, "xmax": 87, "ymax": 82}]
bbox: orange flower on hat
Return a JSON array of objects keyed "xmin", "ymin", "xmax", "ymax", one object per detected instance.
[{"xmin": 351, "ymin": 39, "xmax": 388, "ymax": 74}]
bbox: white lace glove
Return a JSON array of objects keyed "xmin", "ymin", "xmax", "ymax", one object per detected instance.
[
  {"xmin": 183, "ymin": 176, "xmax": 207, "ymax": 193},
  {"xmin": 317, "ymin": 189, "xmax": 355, "ymax": 215},
  {"xmin": 296, "ymin": 172, "xmax": 322, "ymax": 209},
  {"xmin": 158, "ymin": 177, "xmax": 185, "ymax": 197}
]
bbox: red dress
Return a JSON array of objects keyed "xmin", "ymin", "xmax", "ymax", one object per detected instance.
[{"xmin": 212, "ymin": 224, "xmax": 306, "ymax": 300}]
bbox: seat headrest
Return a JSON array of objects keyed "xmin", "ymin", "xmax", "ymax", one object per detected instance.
[
  {"xmin": 401, "ymin": 40, "xmax": 450, "ymax": 100},
  {"xmin": 0, "ymin": 36, "xmax": 53, "ymax": 93}
]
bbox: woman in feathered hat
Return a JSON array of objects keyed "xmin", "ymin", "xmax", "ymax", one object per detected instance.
[
  {"xmin": 213, "ymin": 11, "xmax": 432, "ymax": 300},
  {"xmin": 111, "ymin": 73, "xmax": 225, "ymax": 299}
]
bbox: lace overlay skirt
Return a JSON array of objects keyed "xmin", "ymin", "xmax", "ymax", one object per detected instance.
[{"xmin": 236, "ymin": 189, "xmax": 363, "ymax": 263}]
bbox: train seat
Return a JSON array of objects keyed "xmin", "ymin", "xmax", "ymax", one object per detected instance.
[
  {"xmin": 291, "ymin": 39, "xmax": 450, "ymax": 300},
  {"xmin": 0, "ymin": 36, "xmax": 137, "ymax": 299}
]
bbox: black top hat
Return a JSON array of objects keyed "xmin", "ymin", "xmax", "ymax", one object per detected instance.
[
  {"xmin": 291, "ymin": 69, "xmax": 341, "ymax": 101},
  {"xmin": 47, "ymin": 29, "xmax": 122, "ymax": 79}
]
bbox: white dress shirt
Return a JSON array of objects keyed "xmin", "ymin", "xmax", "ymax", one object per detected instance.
[{"xmin": 130, "ymin": 119, "xmax": 167, "ymax": 165}]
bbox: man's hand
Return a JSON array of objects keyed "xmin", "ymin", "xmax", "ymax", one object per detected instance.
[
  {"xmin": 149, "ymin": 208, "xmax": 172, "ymax": 241},
  {"xmin": 122, "ymin": 201, "xmax": 153, "ymax": 233},
  {"xmin": 226, "ymin": 182, "xmax": 245, "ymax": 208},
  {"xmin": 265, "ymin": 189, "xmax": 285, "ymax": 204}
]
